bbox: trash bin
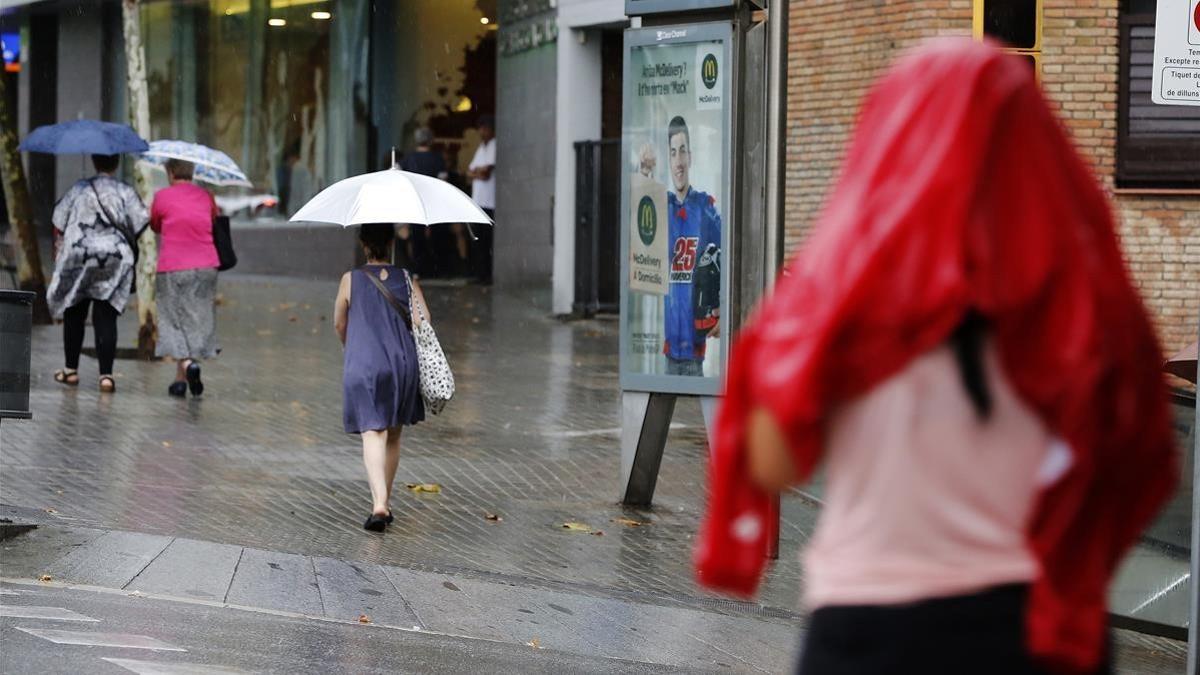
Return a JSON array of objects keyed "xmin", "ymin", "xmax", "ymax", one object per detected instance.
[{"xmin": 0, "ymin": 289, "xmax": 34, "ymax": 420}]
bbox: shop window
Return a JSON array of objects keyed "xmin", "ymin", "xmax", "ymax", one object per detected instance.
[
  {"xmin": 974, "ymin": 0, "xmax": 1041, "ymax": 75},
  {"xmin": 1118, "ymin": 3, "xmax": 1200, "ymax": 189}
]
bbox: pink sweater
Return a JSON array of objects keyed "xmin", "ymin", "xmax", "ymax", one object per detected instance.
[
  {"xmin": 150, "ymin": 182, "xmax": 219, "ymax": 273},
  {"xmin": 803, "ymin": 344, "xmax": 1066, "ymax": 609}
]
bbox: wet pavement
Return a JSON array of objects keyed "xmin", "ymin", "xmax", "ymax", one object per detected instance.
[
  {"xmin": 1, "ymin": 274, "xmax": 810, "ymax": 611},
  {"xmin": 0, "ymin": 274, "xmax": 1189, "ymax": 673}
]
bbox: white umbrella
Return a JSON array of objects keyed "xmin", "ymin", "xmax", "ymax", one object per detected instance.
[{"xmin": 288, "ymin": 167, "xmax": 493, "ymax": 227}]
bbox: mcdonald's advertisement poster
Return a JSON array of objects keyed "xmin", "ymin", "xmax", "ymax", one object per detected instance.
[{"xmin": 624, "ymin": 35, "xmax": 727, "ymax": 382}]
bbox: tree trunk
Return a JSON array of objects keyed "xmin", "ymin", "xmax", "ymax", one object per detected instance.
[
  {"xmin": 0, "ymin": 73, "xmax": 52, "ymax": 324},
  {"xmin": 122, "ymin": 0, "xmax": 158, "ymax": 359}
]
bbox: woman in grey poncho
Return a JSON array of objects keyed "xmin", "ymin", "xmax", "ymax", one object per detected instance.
[{"xmin": 46, "ymin": 154, "xmax": 148, "ymax": 393}]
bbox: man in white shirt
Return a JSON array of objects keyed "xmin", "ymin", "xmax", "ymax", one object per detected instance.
[{"xmin": 467, "ymin": 115, "xmax": 496, "ymax": 284}]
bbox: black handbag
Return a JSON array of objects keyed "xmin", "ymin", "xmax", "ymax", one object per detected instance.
[{"xmin": 213, "ymin": 215, "xmax": 237, "ymax": 272}]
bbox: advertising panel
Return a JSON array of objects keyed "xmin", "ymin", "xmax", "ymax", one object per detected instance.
[{"xmin": 620, "ymin": 23, "xmax": 732, "ymax": 395}]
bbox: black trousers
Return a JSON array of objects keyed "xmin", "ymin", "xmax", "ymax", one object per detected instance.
[
  {"xmin": 795, "ymin": 585, "xmax": 1110, "ymax": 675},
  {"xmin": 63, "ymin": 299, "xmax": 118, "ymax": 375}
]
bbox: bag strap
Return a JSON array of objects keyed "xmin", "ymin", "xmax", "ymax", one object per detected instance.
[
  {"xmin": 403, "ymin": 269, "xmax": 427, "ymax": 325},
  {"xmin": 362, "ymin": 267, "xmax": 413, "ymax": 331},
  {"xmin": 88, "ymin": 178, "xmax": 138, "ymax": 254}
]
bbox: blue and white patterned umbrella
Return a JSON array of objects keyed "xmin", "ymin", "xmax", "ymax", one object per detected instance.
[{"xmin": 139, "ymin": 140, "xmax": 252, "ymax": 187}]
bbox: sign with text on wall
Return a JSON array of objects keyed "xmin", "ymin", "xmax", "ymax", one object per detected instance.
[
  {"xmin": 620, "ymin": 22, "xmax": 733, "ymax": 396},
  {"xmin": 1152, "ymin": 0, "xmax": 1200, "ymax": 106}
]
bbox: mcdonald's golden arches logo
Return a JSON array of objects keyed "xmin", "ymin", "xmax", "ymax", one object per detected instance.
[
  {"xmin": 701, "ymin": 54, "xmax": 719, "ymax": 90},
  {"xmin": 637, "ymin": 196, "xmax": 657, "ymax": 246}
]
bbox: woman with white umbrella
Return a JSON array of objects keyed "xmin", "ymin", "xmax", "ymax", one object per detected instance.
[{"xmin": 293, "ymin": 163, "xmax": 486, "ymax": 531}]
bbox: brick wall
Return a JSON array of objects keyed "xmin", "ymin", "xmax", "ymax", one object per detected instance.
[{"xmin": 786, "ymin": 0, "xmax": 1200, "ymax": 356}]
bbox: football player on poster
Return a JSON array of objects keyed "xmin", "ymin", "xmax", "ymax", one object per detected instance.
[{"xmin": 640, "ymin": 115, "xmax": 722, "ymax": 377}]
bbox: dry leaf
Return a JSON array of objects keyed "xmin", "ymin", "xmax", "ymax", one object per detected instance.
[
  {"xmin": 44, "ymin": 508, "xmax": 57, "ymax": 514},
  {"xmin": 406, "ymin": 483, "xmax": 442, "ymax": 494},
  {"xmin": 527, "ymin": 638, "xmax": 541, "ymax": 649},
  {"xmin": 612, "ymin": 518, "xmax": 648, "ymax": 528},
  {"xmin": 484, "ymin": 513, "xmax": 502, "ymax": 522},
  {"xmin": 38, "ymin": 575, "xmax": 52, "ymax": 582},
  {"xmin": 561, "ymin": 522, "xmax": 591, "ymax": 533},
  {"xmin": 358, "ymin": 614, "xmax": 371, "ymax": 624},
  {"xmin": 591, "ymin": 531, "xmax": 605, "ymax": 537},
  {"xmin": 288, "ymin": 316, "xmax": 299, "ymax": 323},
  {"xmin": 162, "ymin": 441, "xmax": 172, "ymax": 448}
]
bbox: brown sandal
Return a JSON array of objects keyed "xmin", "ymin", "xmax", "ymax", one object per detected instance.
[
  {"xmin": 99, "ymin": 375, "xmax": 116, "ymax": 393},
  {"xmin": 53, "ymin": 369, "xmax": 80, "ymax": 387}
]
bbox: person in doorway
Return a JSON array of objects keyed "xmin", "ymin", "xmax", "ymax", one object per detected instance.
[
  {"xmin": 639, "ymin": 116, "xmax": 722, "ymax": 377},
  {"xmin": 334, "ymin": 223, "xmax": 429, "ymax": 532},
  {"xmin": 695, "ymin": 40, "xmax": 1176, "ymax": 674},
  {"xmin": 47, "ymin": 153, "xmax": 149, "ymax": 393},
  {"xmin": 400, "ymin": 127, "xmax": 449, "ymax": 276},
  {"xmin": 150, "ymin": 159, "xmax": 220, "ymax": 398},
  {"xmin": 466, "ymin": 115, "xmax": 495, "ymax": 285}
]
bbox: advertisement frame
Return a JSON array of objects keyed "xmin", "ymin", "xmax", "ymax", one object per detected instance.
[
  {"xmin": 619, "ymin": 21, "xmax": 735, "ymax": 397},
  {"xmin": 625, "ymin": 0, "xmax": 738, "ymax": 15}
]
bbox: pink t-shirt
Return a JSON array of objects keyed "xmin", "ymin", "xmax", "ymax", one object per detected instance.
[
  {"xmin": 150, "ymin": 182, "xmax": 219, "ymax": 273},
  {"xmin": 802, "ymin": 343, "xmax": 1070, "ymax": 609}
]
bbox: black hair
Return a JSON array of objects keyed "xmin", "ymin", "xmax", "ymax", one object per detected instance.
[
  {"xmin": 477, "ymin": 114, "xmax": 494, "ymax": 129},
  {"xmin": 91, "ymin": 154, "xmax": 119, "ymax": 174},
  {"xmin": 949, "ymin": 309, "xmax": 992, "ymax": 420},
  {"xmin": 667, "ymin": 116, "xmax": 690, "ymax": 146},
  {"xmin": 359, "ymin": 223, "xmax": 395, "ymax": 261}
]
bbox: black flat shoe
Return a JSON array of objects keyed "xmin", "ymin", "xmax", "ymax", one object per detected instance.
[
  {"xmin": 385, "ymin": 511, "xmax": 394, "ymax": 524},
  {"xmin": 363, "ymin": 514, "xmax": 388, "ymax": 532},
  {"xmin": 186, "ymin": 362, "xmax": 204, "ymax": 397},
  {"xmin": 168, "ymin": 381, "xmax": 187, "ymax": 398}
]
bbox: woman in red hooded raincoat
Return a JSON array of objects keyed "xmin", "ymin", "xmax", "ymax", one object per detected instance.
[{"xmin": 695, "ymin": 39, "xmax": 1177, "ymax": 674}]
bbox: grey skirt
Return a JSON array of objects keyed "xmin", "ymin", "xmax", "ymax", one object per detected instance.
[{"xmin": 156, "ymin": 268, "xmax": 219, "ymax": 359}]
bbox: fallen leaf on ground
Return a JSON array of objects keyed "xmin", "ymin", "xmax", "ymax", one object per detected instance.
[
  {"xmin": 527, "ymin": 638, "xmax": 541, "ymax": 649},
  {"xmin": 288, "ymin": 316, "xmax": 299, "ymax": 323},
  {"xmin": 484, "ymin": 513, "xmax": 502, "ymax": 522},
  {"xmin": 43, "ymin": 508, "xmax": 57, "ymax": 514},
  {"xmin": 591, "ymin": 531, "xmax": 605, "ymax": 537},
  {"xmin": 612, "ymin": 518, "xmax": 649, "ymax": 528},
  {"xmin": 561, "ymin": 522, "xmax": 591, "ymax": 533},
  {"xmin": 162, "ymin": 441, "xmax": 172, "ymax": 448},
  {"xmin": 406, "ymin": 483, "xmax": 442, "ymax": 494},
  {"xmin": 358, "ymin": 615, "xmax": 371, "ymax": 624},
  {"xmin": 38, "ymin": 575, "xmax": 51, "ymax": 582}
]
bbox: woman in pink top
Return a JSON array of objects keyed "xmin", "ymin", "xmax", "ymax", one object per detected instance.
[{"xmin": 150, "ymin": 159, "xmax": 220, "ymax": 398}]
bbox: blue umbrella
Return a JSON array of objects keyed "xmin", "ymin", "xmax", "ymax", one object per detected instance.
[{"xmin": 18, "ymin": 119, "xmax": 149, "ymax": 155}]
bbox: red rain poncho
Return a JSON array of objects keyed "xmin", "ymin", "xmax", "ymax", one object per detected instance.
[{"xmin": 695, "ymin": 40, "xmax": 1177, "ymax": 673}]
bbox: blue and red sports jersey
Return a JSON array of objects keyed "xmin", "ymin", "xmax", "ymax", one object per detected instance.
[{"xmin": 664, "ymin": 187, "xmax": 722, "ymax": 362}]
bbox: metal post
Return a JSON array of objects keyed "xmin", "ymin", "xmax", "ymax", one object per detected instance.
[
  {"xmin": 1190, "ymin": 319, "xmax": 1200, "ymax": 673},
  {"xmin": 764, "ymin": 0, "xmax": 788, "ymax": 287}
]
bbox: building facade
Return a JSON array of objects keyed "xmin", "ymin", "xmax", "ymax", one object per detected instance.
[{"xmin": 785, "ymin": 0, "xmax": 1200, "ymax": 356}]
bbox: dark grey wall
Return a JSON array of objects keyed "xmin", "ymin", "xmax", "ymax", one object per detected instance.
[
  {"xmin": 494, "ymin": 35, "xmax": 557, "ymax": 289},
  {"xmin": 54, "ymin": 1, "xmax": 107, "ymax": 197}
]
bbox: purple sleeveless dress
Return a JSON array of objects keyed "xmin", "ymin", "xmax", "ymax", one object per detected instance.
[{"xmin": 343, "ymin": 265, "xmax": 425, "ymax": 433}]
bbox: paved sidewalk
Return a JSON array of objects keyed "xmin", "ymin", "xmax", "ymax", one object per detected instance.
[{"xmin": 2, "ymin": 275, "xmax": 807, "ymax": 606}]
